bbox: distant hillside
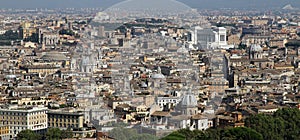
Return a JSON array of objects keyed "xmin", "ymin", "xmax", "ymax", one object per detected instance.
[
  {"xmin": 0, "ymin": 0, "xmax": 299, "ymax": 10},
  {"xmin": 282, "ymin": 4, "xmax": 294, "ymax": 10}
]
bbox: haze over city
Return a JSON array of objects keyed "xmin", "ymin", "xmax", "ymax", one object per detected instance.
[
  {"xmin": 0, "ymin": 0, "xmax": 299, "ymax": 9},
  {"xmin": 0, "ymin": 0, "xmax": 300, "ymax": 140}
]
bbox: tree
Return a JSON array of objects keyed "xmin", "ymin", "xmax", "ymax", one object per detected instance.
[
  {"xmin": 131, "ymin": 133, "xmax": 160, "ymax": 140},
  {"xmin": 24, "ymin": 33, "xmax": 39, "ymax": 42},
  {"xmin": 59, "ymin": 29, "xmax": 75, "ymax": 36},
  {"xmin": 205, "ymin": 128, "xmax": 223, "ymax": 140},
  {"xmin": 61, "ymin": 129, "xmax": 73, "ymax": 139},
  {"xmin": 46, "ymin": 128, "xmax": 62, "ymax": 140},
  {"xmin": 274, "ymin": 108, "xmax": 300, "ymax": 140},
  {"xmin": 109, "ymin": 127, "xmax": 136, "ymax": 140},
  {"xmin": 161, "ymin": 109, "xmax": 300, "ymax": 140},
  {"xmin": 160, "ymin": 131, "xmax": 185, "ymax": 140},
  {"xmin": 109, "ymin": 127, "xmax": 158, "ymax": 140},
  {"xmin": 17, "ymin": 129, "xmax": 42, "ymax": 140},
  {"xmin": 0, "ymin": 30, "xmax": 21, "ymax": 40},
  {"xmin": 161, "ymin": 129, "xmax": 207, "ymax": 140},
  {"xmin": 245, "ymin": 108, "xmax": 300, "ymax": 140},
  {"xmin": 222, "ymin": 127, "xmax": 263, "ymax": 140},
  {"xmin": 245, "ymin": 114, "xmax": 284, "ymax": 140},
  {"xmin": 238, "ymin": 43, "xmax": 247, "ymax": 50}
]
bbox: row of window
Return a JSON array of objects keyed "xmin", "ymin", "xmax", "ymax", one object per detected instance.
[
  {"xmin": 48, "ymin": 115, "xmax": 80, "ymax": 119},
  {"xmin": 49, "ymin": 123, "xmax": 79, "ymax": 128},
  {"xmin": 0, "ymin": 115, "xmax": 46, "ymax": 120},
  {"xmin": 0, "ymin": 111, "xmax": 46, "ymax": 116},
  {"xmin": 0, "ymin": 112, "xmax": 27, "ymax": 116},
  {"xmin": 28, "ymin": 120, "xmax": 47, "ymax": 125},
  {"xmin": 48, "ymin": 119, "xmax": 78, "ymax": 123},
  {"xmin": 0, "ymin": 121, "xmax": 26, "ymax": 125},
  {"xmin": 157, "ymin": 99, "xmax": 177, "ymax": 103}
]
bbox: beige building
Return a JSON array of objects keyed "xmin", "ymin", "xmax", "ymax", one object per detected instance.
[
  {"xmin": 0, "ymin": 106, "xmax": 48, "ymax": 138},
  {"xmin": 21, "ymin": 22, "xmax": 37, "ymax": 39},
  {"xmin": 0, "ymin": 125, "xmax": 11, "ymax": 140},
  {"xmin": 47, "ymin": 110, "xmax": 84, "ymax": 129},
  {"xmin": 252, "ymin": 19, "xmax": 269, "ymax": 26},
  {"xmin": 227, "ymin": 34, "xmax": 241, "ymax": 45},
  {"xmin": 10, "ymin": 97, "xmax": 52, "ymax": 106},
  {"xmin": 21, "ymin": 64, "xmax": 60, "ymax": 75},
  {"xmin": 269, "ymin": 39, "xmax": 284, "ymax": 48}
]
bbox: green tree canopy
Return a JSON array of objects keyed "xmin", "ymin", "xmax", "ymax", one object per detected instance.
[
  {"xmin": 161, "ymin": 127, "xmax": 261, "ymax": 140},
  {"xmin": 222, "ymin": 127, "xmax": 263, "ymax": 140},
  {"xmin": 245, "ymin": 108, "xmax": 300, "ymax": 140},
  {"xmin": 61, "ymin": 129, "xmax": 73, "ymax": 139},
  {"xmin": 46, "ymin": 128, "xmax": 62, "ymax": 140},
  {"xmin": 0, "ymin": 30, "xmax": 21, "ymax": 41},
  {"xmin": 109, "ymin": 127, "xmax": 158, "ymax": 140},
  {"xmin": 17, "ymin": 129, "xmax": 42, "ymax": 140},
  {"xmin": 59, "ymin": 29, "xmax": 75, "ymax": 36},
  {"xmin": 161, "ymin": 108, "xmax": 300, "ymax": 140}
]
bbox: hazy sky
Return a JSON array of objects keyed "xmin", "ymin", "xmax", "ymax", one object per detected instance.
[{"xmin": 0, "ymin": 0, "xmax": 298, "ymax": 9}]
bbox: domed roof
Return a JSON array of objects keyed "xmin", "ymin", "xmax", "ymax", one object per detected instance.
[
  {"xmin": 151, "ymin": 67, "xmax": 165, "ymax": 79},
  {"xmin": 105, "ymin": 0, "xmax": 192, "ymax": 16},
  {"xmin": 250, "ymin": 44, "xmax": 262, "ymax": 52},
  {"xmin": 41, "ymin": 52, "xmax": 68, "ymax": 61},
  {"xmin": 177, "ymin": 45, "xmax": 189, "ymax": 54},
  {"xmin": 152, "ymin": 73, "xmax": 165, "ymax": 79},
  {"xmin": 181, "ymin": 90, "xmax": 198, "ymax": 107},
  {"xmin": 140, "ymin": 81, "xmax": 148, "ymax": 88}
]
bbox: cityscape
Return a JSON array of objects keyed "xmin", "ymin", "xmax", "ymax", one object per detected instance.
[{"xmin": 0, "ymin": 0, "xmax": 300, "ymax": 140}]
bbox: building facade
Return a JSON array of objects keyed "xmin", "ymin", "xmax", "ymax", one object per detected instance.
[
  {"xmin": 0, "ymin": 125, "xmax": 10, "ymax": 140},
  {"xmin": 47, "ymin": 110, "xmax": 84, "ymax": 129},
  {"xmin": 0, "ymin": 106, "xmax": 48, "ymax": 138}
]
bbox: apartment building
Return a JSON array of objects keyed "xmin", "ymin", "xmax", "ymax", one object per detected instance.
[
  {"xmin": 0, "ymin": 106, "xmax": 48, "ymax": 138},
  {"xmin": 47, "ymin": 110, "xmax": 84, "ymax": 129},
  {"xmin": 0, "ymin": 125, "xmax": 11, "ymax": 140}
]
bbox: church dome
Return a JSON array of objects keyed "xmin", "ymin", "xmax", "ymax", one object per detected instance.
[
  {"xmin": 104, "ymin": 0, "xmax": 192, "ymax": 16},
  {"xmin": 152, "ymin": 73, "xmax": 165, "ymax": 79},
  {"xmin": 177, "ymin": 45, "xmax": 189, "ymax": 54},
  {"xmin": 140, "ymin": 81, "xmax": 148, "ymax": 88},
  {"xmin": 250, "ymin": 44, "xmax": 262, "ymax": 52},
  {"xmin": 181, "ymin": 93, "xmax": 198, "ymax": 107},
  {"xmin": 151, "ymin": 67, "xmax": 165, "ymax": 79}
]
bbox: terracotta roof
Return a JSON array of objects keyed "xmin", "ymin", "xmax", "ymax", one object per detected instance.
[
  {"xmin": 116, "ymin": 104, "xmax": 130, "ymax": 108},
  {"xmin": 256, "ymin": 105, "xmax": 278, "ymax": 110},
  {"xmin": 192, "ymin": 113, "xmax": 207, "ymax": 120},
  {"xmin": 218, "ymin": 115, "xmax": 234, "ymax": 120},
  {"xmin": 151, "ymin": 111, "xmax": 171, "ymax": 117}
]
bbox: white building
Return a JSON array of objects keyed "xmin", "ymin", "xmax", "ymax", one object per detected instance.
[
  {"xmin": 83, "ymin": 105, "xmax": 116, "ymax": 126},
  {"xmin": 191, "ymin": 26, "xmax": 233, "ymax": 49},
  {"xmin": 40, "ymin": 32, "xmax": 59, "ymax": 46},
  {"xmin": 156, "ymin": 96, "xmax": 180, "ymax": 110},
  {"xmin": 169, "ymin": 92, "xmax": 210, "ymax": 131},
  {"xmin": 212, "ymin": 27, "xmax": 227, "ymax": 46}
]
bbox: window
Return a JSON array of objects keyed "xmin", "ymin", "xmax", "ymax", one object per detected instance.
[{"xmin": 220, "ymin": 35, "xmax": 225, "ymax": 41}]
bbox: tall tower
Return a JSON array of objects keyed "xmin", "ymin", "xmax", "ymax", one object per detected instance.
[
  {"xmin": 80, "ymin": 46, "xmax": 96, "ymax": 73},
  {"xmin": 99, "ymin": 26, "xmax": 105, "ymax": 37}
]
